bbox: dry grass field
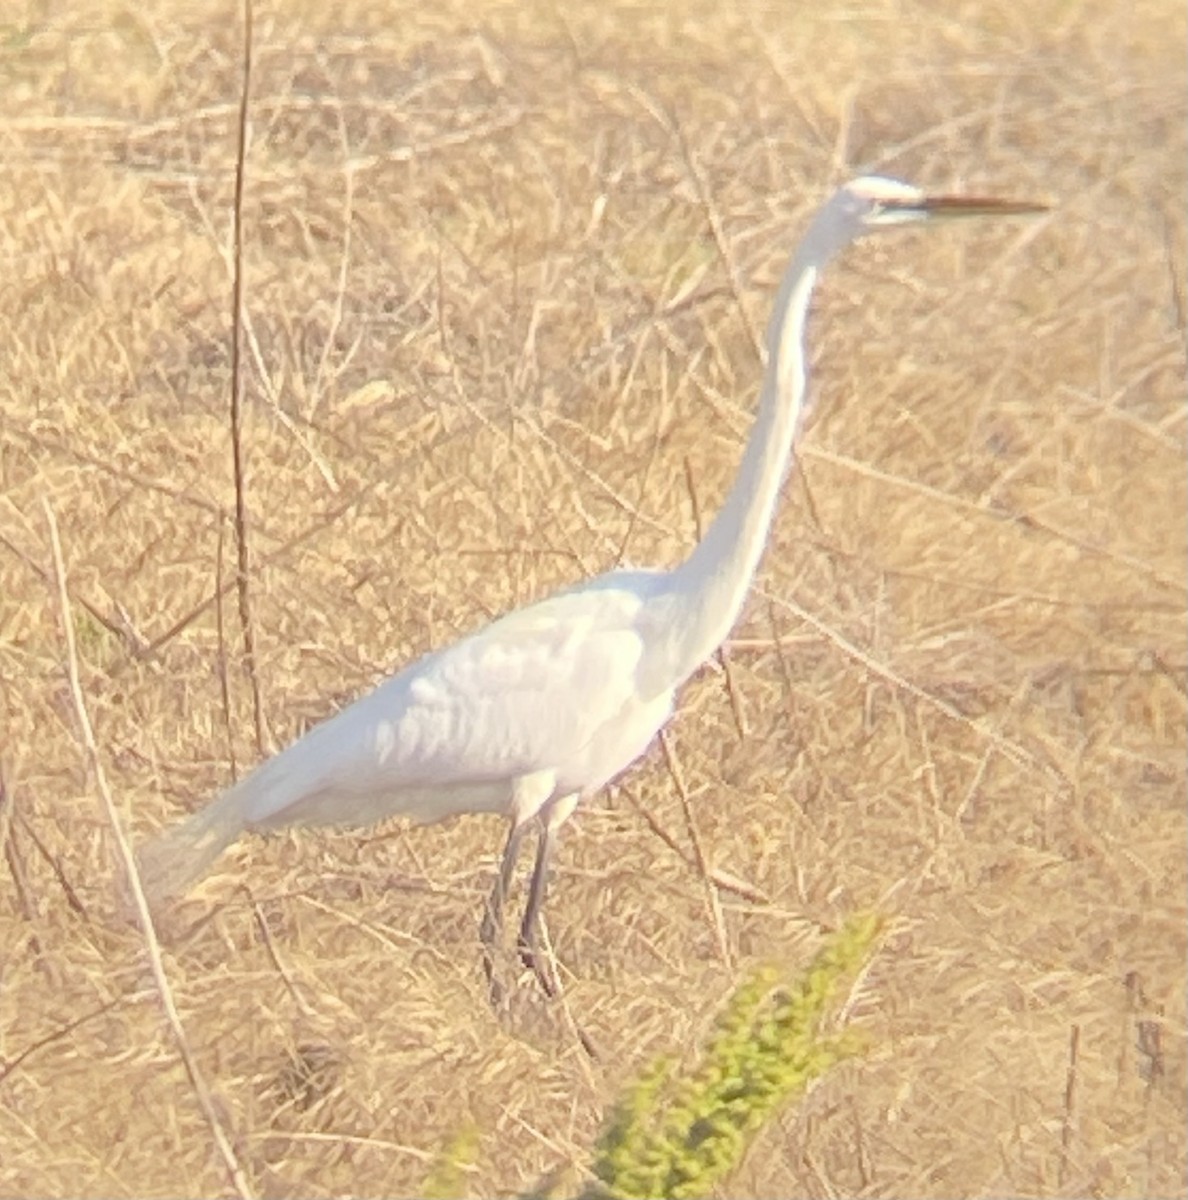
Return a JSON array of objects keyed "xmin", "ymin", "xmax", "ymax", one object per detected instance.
[{"xmin": 1, "ymin": 0, "xmax": 1184, "ymax": 1196}]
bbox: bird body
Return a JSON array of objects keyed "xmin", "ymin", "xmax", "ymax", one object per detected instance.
[
  {"xmin": 140, "ymin": 567, "xmax": 678, "ymax": 902},
  {"xmin": 139, "ymin": 176, "xmax": 1045, "ymax": 987}
]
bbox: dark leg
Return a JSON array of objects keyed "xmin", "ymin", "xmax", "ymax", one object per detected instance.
[
  {"xmin": 481, "ymin": 819, "xmax": 529, "ymax": 1004},
  {"xmin": 517, "ymin": 809, "xmax": 599, "ymax": 1059},
  {"xmin": 517, "ymin": 823, "xmax": 558, "ymax": 997}
]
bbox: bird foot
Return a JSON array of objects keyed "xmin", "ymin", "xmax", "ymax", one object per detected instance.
[{"xmin": 518, "ymin": 937, "xmax": 558, "ymax": 999}]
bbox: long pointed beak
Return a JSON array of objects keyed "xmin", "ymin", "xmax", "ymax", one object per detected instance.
[{"xmin": 903, "ymin": 194, "xmax": 1050, "ymax": 219}]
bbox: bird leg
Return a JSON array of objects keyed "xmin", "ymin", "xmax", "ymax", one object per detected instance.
[
  {"xmin": 480, "ymin": 818, "xmax": 529, "ymax": 1005},
  {"xmin": 517, "ymin": 810, "xmax": 599, "ymax": 1060},
  {"xmin": 516, "ymin": 822, "xmax": 558, "ymax": 998}
]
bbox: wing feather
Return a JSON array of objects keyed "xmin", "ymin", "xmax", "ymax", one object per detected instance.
[{"xmin": 239, "ymin": 581, "xmax": 653, "ymax": 826}]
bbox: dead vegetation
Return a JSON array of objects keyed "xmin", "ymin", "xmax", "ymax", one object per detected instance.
[{"xmin": 0, "ymin": 0, "xmax": 1184, "ymax": 1196}]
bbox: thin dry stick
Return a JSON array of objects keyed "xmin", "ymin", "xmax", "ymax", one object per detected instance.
[
  {"xmin": 241, "ymin": 1130, "xmax": 435, "ymax": 1161},
  {"xmin": 0, "ymin": 995, "xmax": 139, "ymax": 1087},
  {"xmin": 3, "ymin": 840, "xmax": 38, "ymax": 940},
  {"xmin": 659, "ymin": 729, "xmax": 732, "ymax": 969},
  {"xmin": 612, "ymin": 359, "xmax": 667, "ymax": 568},
  {"xmin": 229, "ymin": 0, "xmax": 267, "ymax": 756},
  {"xmin": 134, "ymin": 388, "xmax": 617, "ymax": 670},
  {"xmin": 0, "ymin": 523, "xmax": 146, "ymax": 657},
  {"xmin": 4, "ymin": 425, "xmax": 223, "ymax": 518},
  {"xmin": 13, "ymin": 807, "xmax": 88, "ymax": 920},
  {"xmin": 246, "ymin": 890, "xmax": 317, "ymax": 1019},
  {"xmin": 0, "ymin": 765, "xmax": 13, "ymax": 900},
  {"xmin": 673, "ymin": 123, "xmax": 762, "ymax": 358},
  {"xmin": 41, "ymin": 499, "xmax": 254, "ymax": 1200},
  {"xmin": 0, "ymin": 770, "xmax": 47, "ymax": 968},
  {"xmin": 309, "ymin": 104, "xmax": 357, "ymax": 418},
  {"xmin": 953, "ymin": 676, "xmax": 1034, "ymax": 827},
  {"xmin": 620, "ymin": 787, "xmax": 767, "ymax": 904},
  {"xmin": 1059, "ymin": 1023, "xmax": 1081, "ymax": 1188},
  {"xmin": 137, "ymin": 482, "xmax": 376, "ymax": 663},
  {"xmin": 672, "ymin": 103, "xmax": 825, "ymax": 530},
  {"xmin": 1164, "ymin": 210, "xmax": 1186, "ymax": 334},
  {"xmin": 765, "ymin": 589, "xmax": 1070, "ymax": 790},
  {"xmin": 530, "ymin": 917, "xmax": 600, "ymax": 1065},
  {"xmin": 215, "ymin": 513, "xmax": 239, "ymax": 781},
  {"xmin": 182, "ymin": 173, "xmax": 339, "ymax": 489},
  {"xmin": 804, "ymin": 443, "xmax": 1183, "ymax": 595}
]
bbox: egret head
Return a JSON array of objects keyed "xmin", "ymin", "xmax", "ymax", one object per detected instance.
[
  {"xmin": 847, "ymin": 174, "xmax": 1049, "ymax": 228},
  {"xmin": 802, "ymin": 174, "xmax": 1048, "ymax": 265}
]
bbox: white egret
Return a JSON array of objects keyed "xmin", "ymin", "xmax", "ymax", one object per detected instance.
[{"xmin": 139, "ymin": 176, "xmax": 1045, "ymax": 994}]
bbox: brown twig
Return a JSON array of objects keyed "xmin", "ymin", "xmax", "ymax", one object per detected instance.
[
  {"xmin": 1059, "ymin": 1023, "xmax": 1081, "ymax": 1188},
  {"xmin": 0, "ymin": 767, "xmax": 39, "ymax": 938},
  {"xmin": 228, "ymin": 0, "xmax": 266, "ymax": 757},
  {"xmin": 805, "ymin": 443, "xmax": 1184, "ymax": 596},
  {"xmin": 0, "ymin": 765, "xmax": 13, "ymax": 901},
  {"xmin": 136, "ymin": 483, "xmax": 373, "ymax": 664},
  {"xmin": 0, "ymin": 525, "xmax": 146, "ymax": 658},
  {"xmin": 215, "ymin": 512, "xmax": 239, "ymax": 781},
  {"xmin": 247, "ymin": 890, "xmax": 317, "ymax": 1018},
  {"xmin": 671, "ymin": 108, "xmax": 824, "ymax": 533},
  {"xmin": 0, "ymin": 995, "xmax": 134, "ymax": 1087},
  {"xmin": 0, "ymin": 772, "xmax": 89, "ymax": 951},
  {"xmin": 13, "ymin": 808, "xmax": 88, "ymax": 921},
  {"xmin": 658, "ymin": 730, "xmax": 732, "ymax": 969},
  {"xmin": 41, "ymin": 498, "xmax": 254, "ymax": 1200},
  {"xmin": 763, "ymin": 587, "xmax": 1071, "ymax": 790},
  {"xmin": 673, "ymin": 122, "xmax": 761, "ymax": 359},
  {"xmin": 309, "ymin": 104, "xmax": 357, "ymax": 418},
  {"xmin": 622, "ymin": 788, "xmax": 768, "ymax": 904}
]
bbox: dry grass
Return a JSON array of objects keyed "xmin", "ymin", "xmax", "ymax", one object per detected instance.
[{"xmin": 1, "ymin": 0, "xmax": 1184, "ymax": 1196}]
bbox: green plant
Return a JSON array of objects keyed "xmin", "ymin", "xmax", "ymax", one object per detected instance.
[
  {"xmin": 418, "ymin": 914, "xmax": 882, "ymax": 1200},
  {"xmin": 421, "ymin": 1122, "xmax": 481, "ymax": 1200},
  {"xmin": 586, "ymin": 912, "xmax": 882, "ymax": 1200}
]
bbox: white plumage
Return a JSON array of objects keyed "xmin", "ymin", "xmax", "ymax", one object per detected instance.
[
  {"xmin": 141, "ymin": 574, "xmax": 672, "ymax": 889},
  {"xmin": 139, "ymin": 176, "xmax": 1044, "ymax": 992}
]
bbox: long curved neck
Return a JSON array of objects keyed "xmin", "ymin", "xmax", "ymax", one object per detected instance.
[{"xmin": 656, "ymin": 253, "xmax": 821, "ymax": 686}]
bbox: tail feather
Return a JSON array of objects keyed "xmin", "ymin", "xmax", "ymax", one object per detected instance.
[
  {"xmin": 136, "ymin": 745, "xmax": 518, "ymax": 906},
  {"xmin": 137, "ymin": 783, "xmax": 249, "ymax": 906}
]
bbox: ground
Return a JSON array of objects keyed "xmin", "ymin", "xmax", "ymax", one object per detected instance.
[{"xmin": 0, "ymin": 1, "xmax": 1184, "ymax": 1196}]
